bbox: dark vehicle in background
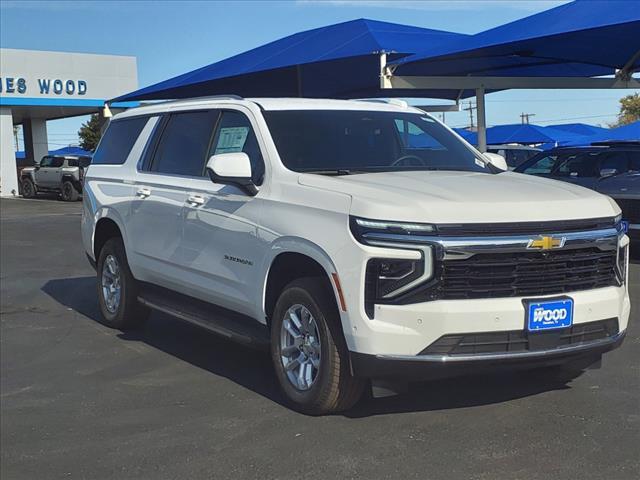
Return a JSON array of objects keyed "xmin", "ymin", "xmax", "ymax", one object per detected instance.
[
  {"xmin": 486, "ymin": 144, "xmax": 541, "ymax": 170},
  {"xmin": 515, "ymin": 143, "xmax": 639, "ymax": 242},
  {"xmin": 20, "ymin": 155, "xmax": 91, "ymax": 201}
]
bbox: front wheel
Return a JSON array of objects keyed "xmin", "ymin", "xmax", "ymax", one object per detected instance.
[
  {"xmin": 271, "ymin": 277, "xmax": 365, "ymax": 415},
  {"xmin": 21, "ymin": 178, "xmax": 36, "ymax": 198}
]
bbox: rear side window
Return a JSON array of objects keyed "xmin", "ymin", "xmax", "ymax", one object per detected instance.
[
  {"xmin": 556, "ymin": 153, "xmax": 599, "ymax": 178},
  {"xmin": 50, "ymin": 157, "xmax": 64, "ymax": 168},
  {"xmin": 151, "ymin": 111, "xmax": 219, "ymax": 177},
  {"xmin": 629, "ymin": 151, "xmax": 640, "ymax": 172},
  {"xmin": 92, "ymin": 117, "xmax": 148, "ymax": 165},
  {"xmin": 598, "ymin": 152, "xmax": 629, "ymax": 174}
]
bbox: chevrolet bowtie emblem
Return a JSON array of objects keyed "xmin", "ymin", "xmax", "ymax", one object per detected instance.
[{"xmin": 527, "ymin": 236, "xmax": 566, "ymax": 250}]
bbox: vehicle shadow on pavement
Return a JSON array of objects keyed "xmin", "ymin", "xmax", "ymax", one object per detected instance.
[{"xmin": 43, "ymin": 276, "xmax": 582, "ymax": 417}]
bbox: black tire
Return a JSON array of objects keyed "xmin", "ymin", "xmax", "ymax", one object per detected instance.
[
  {"xmin": 96, "ymin": 237, "xmax": 149, "ymax": 330},
  {"xmin": 270, "ymin": 277, "xmax": 365, "ymax": 415},
  {"xmin": 61, "ymin": 181, "xmax": 79, "ymax": 201},
  {"xmin": 21, "ymin": 178, "xmax": 36, "ymax": 198}
]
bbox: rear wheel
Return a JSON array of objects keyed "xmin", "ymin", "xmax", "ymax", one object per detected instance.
[
  {"xmin": 21, "ymin": 178, "xmax": 36, "ymax": 198},
  {"xmin": 270, "ymin": 277, "xmax": 365, "ymax": 415},
  {"xmin": 96, "ymin": 237, "xmax": 148, "ymax": 330},
  {"xmin": 61, "ymin": 181, "xmax": 79, "ymax": 201}
]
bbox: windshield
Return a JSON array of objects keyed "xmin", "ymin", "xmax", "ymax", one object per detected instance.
[{"xmin": 263, "ymin": 110, "xmax": 489, "ymax": 174}]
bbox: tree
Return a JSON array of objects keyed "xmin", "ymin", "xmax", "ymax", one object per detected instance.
[
  {"xmin": 78, "ymin": 113, "xmax": 103, "ymax": 152},
  {"xmin": 611, "ymin": 93, "xmax": 640, "ymax": 127}
]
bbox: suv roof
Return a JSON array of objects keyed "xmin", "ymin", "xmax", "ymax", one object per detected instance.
[{"xmin": 113, "ymin": 96, "xmax": 424, "ymax": 121}]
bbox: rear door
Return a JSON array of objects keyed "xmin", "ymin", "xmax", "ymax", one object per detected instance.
[{"xmin": 125, "ymin": 109, "xmax": 221, "ymax": 288}]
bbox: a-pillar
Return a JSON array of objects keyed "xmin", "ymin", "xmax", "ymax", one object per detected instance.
[
  {"xmin": 475, "ymin": 87, "xmax": 487, "ymax": 153},
  {"xmin": 23, "ymin": 117, "xmax": 49, "ymax": 166},
  {"xmin": 0, "ymin": 107, "xmax": 19, "ymax": 197}
]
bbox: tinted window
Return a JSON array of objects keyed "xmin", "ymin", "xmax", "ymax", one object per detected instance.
[
  {"xmin": 521, "ymin": 155, "xmax": 559, "ymax": 174},
  {"xmin": 93, "ymin": 117, "xmax": 149, "ymax": 165},
  {"xmin": 629, "ymin": 151, "xmax": 640, "ymax": 172},
  {"xmin": 151, "ymin": 111, "xmax": 219, "ymax": 176},
  {"xmin": 67, "ymin": 157, "xmax": 91, "ymax": 168},
  {"xmin": 556, "ymin": 153, "xmax": 599, "ymax": 178},
  {"xmin": 39, "ymin": 156, "xmax": 54, "ymax": 167},
  {"xmin": 264, "ymin": 110, "xmax": 488, "ymax": 174},
  {"xmin": 50, "ymin": 157, "xmax": 64, "ymax": 168},
  {"xmin": 598, "ymin": 152, "xmax": 629, "ymax": 174},
  {"xmin": 210, "ymin": 111, "xmax": 265, "ymax": 184}
]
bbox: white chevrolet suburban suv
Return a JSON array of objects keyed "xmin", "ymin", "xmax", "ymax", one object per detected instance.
[{"xmin": 82, "ymin": 96, "xmax": 630, "ymax": 414}]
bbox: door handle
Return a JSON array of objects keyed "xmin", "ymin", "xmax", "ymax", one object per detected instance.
[
  {"xmin": 136, "ymin": 188, "xmax": 151, "ymax": 198},
  {"xmin": 187, "ymin": 195, "xmax": 205, "ymax": 206}
]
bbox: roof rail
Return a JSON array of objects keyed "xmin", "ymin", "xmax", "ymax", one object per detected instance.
[{"xmin": 355, "ymin": 98, "xmax": 408, "ymax": 108}]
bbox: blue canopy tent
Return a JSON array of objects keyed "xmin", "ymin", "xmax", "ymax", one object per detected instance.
[
  {"xmin": 564, "ymin": 121, "xmax": 640, "ymax": 146},
  {"xmin": 14, "ymin": 146, "xmax": 93, "ymax": 161},
  {"xmin": 382, "ymin": 0, "xmax": 640, "ymax": 151},
  {"xmin": 112, "ymin": 19, "xmax": 470, "ymax": 103},
  {"xmin": 546, "ymin": 123, "xmax": 608, "ymax": 137},
  {"xmin": 452, "ymin": 124, "xmax": 588, "ymax": 147}
]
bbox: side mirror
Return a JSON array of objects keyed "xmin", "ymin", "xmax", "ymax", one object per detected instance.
[
  {"xmin": 600, "ymin": 168, "xmax": 618, "ymax": 178},
  {"xmin": 206, "ymin": 152, "xmax": 257, "ymax": 196},
  {"xmin": 483, "ymin": 152, "xmax": 508, "ymax": 172}
]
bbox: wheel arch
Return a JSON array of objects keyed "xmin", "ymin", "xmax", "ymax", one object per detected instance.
[
  {"xmin": 93, "ymin": 215, "xmax": 125, "ymax": 261},
  {"xmin": 262, "ymin": 238, "xmax": 344, "ymax": 329}
]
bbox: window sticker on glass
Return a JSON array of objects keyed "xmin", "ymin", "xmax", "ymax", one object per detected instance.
[{"xmin": 215, "ymin": 127, "xmax": 249, "ymax": 154}]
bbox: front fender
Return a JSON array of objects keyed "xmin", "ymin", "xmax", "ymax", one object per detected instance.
[{"xmin": 259, "ymin": 236, "xmax": 341, "ymax": 316}]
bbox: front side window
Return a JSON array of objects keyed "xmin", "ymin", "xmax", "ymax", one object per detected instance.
[
  {"xmin": 151, "ymin": 111, "xmax": 219, "ymax": 176},
  {"xmin": 521, "ymin": 155, "xmax": 559, "ymax": 174},
  {"xmin": 209, "ymin": 111, "xmax": 265, "ymax": 184},
  {"xmin": 39, "ymin": 156, "xmax": 53, "ymax": 167},
  {"xmin": 263, "ymin": 110, "xmax": 489, "ymax": 174}
]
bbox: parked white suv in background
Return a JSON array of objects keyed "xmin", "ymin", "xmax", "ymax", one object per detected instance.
[{"xmin": 82, "ymin": 97, "xmax": 630, "ymax": 414}]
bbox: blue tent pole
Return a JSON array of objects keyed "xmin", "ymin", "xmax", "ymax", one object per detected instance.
[{"xmin": 476, "ymin": 87, "xmax": 487, "ymax": 152}]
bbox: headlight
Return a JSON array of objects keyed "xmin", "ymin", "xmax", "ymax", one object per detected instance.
[
  {"xmin": 364, "ymin": 248, "xmax": 434, "ymax": 318},
  {"xmin": 350, "ymin": 216, "xmax": 435, "ymax": 244}
]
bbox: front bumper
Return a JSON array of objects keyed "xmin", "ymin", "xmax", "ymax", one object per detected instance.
[{"xmin": 351, "ymin": 329, "xmax": 626, "ymax": 380}]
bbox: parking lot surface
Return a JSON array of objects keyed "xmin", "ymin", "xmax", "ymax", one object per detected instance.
[{"xmin": 1, "ymin": 198, "xmax": 639, "ymax": 480}]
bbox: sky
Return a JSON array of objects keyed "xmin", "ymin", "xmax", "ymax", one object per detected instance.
[{"xmin": 1, "ymin": 0, "xmax": 637, "ymax": 150}]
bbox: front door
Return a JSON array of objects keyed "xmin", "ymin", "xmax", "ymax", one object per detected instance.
[
  {"xmin": 35, "ymin": 156, "xmax": 62, "ymax": 187},
  {"xmin": 179, "ymin": 109, "xmax": 267, "ymax": 317}
]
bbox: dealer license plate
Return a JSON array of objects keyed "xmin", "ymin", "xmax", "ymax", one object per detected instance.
[{"xmin": 526, "ymin": 297, "xmax": 574, "ymax": 331}]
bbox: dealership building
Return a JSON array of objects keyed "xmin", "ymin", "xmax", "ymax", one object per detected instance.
[{"xmin": 0, "ymin": 48, "xmax": 138, "ymax": 196}]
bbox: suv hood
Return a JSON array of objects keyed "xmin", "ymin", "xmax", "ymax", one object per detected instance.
[{"xmin": 298, "ymin": 170, "xmax": 619, "ymax": 224}]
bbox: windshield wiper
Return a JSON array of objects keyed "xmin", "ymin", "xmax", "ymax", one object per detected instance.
[{"xmin": 298, "ymin": 169, "xmax": 355, "ymax": 176}]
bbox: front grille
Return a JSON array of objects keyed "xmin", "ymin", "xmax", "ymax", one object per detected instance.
[
  {"xmin": 433, "ymin": 247, "xmax": 618, "ymax": 300},
  {"xmin": 419, "ymin": 318, "xmax": 619, "ymax": 356},
  {"xmin": 614, "ymin": 198, "xmax": 640, "ymax": 224}
]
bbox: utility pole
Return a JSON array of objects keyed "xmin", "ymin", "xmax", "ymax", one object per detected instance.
[
  {"xmin": 520, "ymin": 113, "xmax": 536, "ymax": 124},
  {"xmin": 464, "ymin": 101, "xmax": 477, "ymax": 130}
]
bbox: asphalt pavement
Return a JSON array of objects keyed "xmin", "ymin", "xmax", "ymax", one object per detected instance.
[{"xmin": 1, "ymin": 198, "xmax": 639, "ymax": 480}]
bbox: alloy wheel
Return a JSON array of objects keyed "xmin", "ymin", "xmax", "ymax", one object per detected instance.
[
  {"xmin": 101, "ymin": 254, "xmax": 122, "ymax": 313},
  {"xmin": 280, "ymin": 304, "xmax": 321, "ymax": 391}
]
